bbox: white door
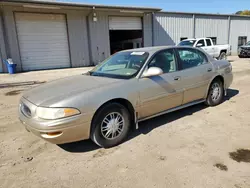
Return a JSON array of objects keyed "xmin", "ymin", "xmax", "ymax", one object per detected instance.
[
  {"xmin": 204, "ymin": 38, "xmax": 215, "ymax": 57},
  {"xmin": 15, "ymin": 13, "xmax": 70, "ymax": 71},
  {"xmin": 109, "ymin": 17, "xmax": 142, "ymax": 30}
]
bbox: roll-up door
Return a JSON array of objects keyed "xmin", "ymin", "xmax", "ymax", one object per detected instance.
[
  {"xmin": 15, "ymin": 13, "xmax": 70, "ymax": 71},
  {"xmin": 109, "ymin": 16, "xmax": 142, "ymax": 30}
]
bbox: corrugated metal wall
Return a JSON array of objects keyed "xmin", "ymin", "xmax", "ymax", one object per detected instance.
[
  {"xmin": 153, "ymin": 12, "xmax": 250, "ymax": 54},
  {"xmin": 2, "ymin": 4, "xmax": 250, "ymax": 72},
  {"xmin": 230, "ymin": 17, "xmax": 250, "ymax": 54},
  {"xmin": 88, "ymin": 12, "xmax": 146, "ymax": 65},
  {"xmin": 88, "ymin": 12, "xmax": 110, "ymax": 65},
  {"xmin": 195, "ymin": 15, "xmax": 229, "ymax": 44},
  {"xmin": 143, "ymin": 13, "xmax": 152, "ymax": 47},
  {"xmin": 2, "ymin": 5, "xmax": 91, "ymax": 72},
  {"xmin": 67, "ymin": 12, "xmax": 90, "ymax": 67},
  {"xmin": 0, "ymin": 11, "xmax": 4, "ymax": 73},
  {"xmin": 153, "ymin": 13, "xmax": 194, "ymax": 46}
]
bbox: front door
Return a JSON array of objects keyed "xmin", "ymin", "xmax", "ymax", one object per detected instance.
[
  {"xmin": 138, "ymin": 49, "xmax": 183, "ymax": 119},
  {"xmin": 176, "ymin": 48, "xmax": 215, "ymax": 104}
]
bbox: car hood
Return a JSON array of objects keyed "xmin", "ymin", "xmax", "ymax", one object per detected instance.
[
  {"xmin": 240, "ymin": 45, "xmax": 250, "ymax": 49},
  {"xmin": 23, "ymin": 75, "xmax": 122, "ymax": 106}
]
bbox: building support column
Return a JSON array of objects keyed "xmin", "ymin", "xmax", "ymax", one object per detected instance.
[
  {"xmin": 192, "ymin": 14, "xmax": 196, "ymax": 38},
  {"xmin": 227, "ymin": 16, "xmax": 231, "ymax": 44}
]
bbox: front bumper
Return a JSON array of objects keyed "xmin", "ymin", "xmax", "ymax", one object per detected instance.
[
  {"xmin": 19, "ymin": 97, "xmax": 93, "ymax": 144},
  {"xmin": 238, "ymin": 49, "xmax": 250, "ymax": 57}
]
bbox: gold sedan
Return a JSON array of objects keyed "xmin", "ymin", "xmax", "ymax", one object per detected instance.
[{"xmin": 19, "ymin": 46, "xmax": 233, "ymax": 148}]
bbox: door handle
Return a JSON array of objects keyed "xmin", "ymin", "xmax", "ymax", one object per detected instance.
[
  {"xmin": 207, "ymin": 68, "xmax": 212, "ymax": 72},
  {"xmin": 174, "ymin": 76, "xmax": 181, "ymax": 81}
]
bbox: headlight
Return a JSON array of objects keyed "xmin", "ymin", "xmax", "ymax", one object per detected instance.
[
  {"xmin": 36, "ymin": 107, "xmax": 80, "ymax": 120},
  {"xmin": 238, "ymin": 47, "xmax": 242, "ymax": 53}
]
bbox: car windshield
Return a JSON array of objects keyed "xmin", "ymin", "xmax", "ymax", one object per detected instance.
[
  {"xmin": 89, "ymin": 51, "xmax": 149, "ymax": 79},
  {"xmin": 178, "ymin": 40, "xmax": 197, "ymax": 46},
  {"xmin": 246, "ymin": 41, "xmax": 250, "ymax": 46}
]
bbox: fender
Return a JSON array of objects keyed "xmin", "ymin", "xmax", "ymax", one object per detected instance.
[{"xmin": 205, "ymin": 73, "xmax": 226, "ymax": 98}]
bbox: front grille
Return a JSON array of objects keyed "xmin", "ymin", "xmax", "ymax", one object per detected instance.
[
  {"xmin": 20, "ymin": 102, "xmax": 31, "ymax": 117},
  {"xmin": 241, "ymin": 47, "xmax": 250, "ymax": 51}
]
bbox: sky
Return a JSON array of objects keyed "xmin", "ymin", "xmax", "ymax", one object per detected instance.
[{"xmin": 67, "ymin": 0, "xmax": 250, "ymax": 14}]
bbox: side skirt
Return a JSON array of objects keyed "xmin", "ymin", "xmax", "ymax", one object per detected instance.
[{"xmin": 137, "ymin": 99, "xmax": 205, "ymax": 123}]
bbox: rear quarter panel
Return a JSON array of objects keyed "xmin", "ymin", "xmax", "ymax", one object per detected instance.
[{"xmin": 206, "ymin": 59, "xmax": 233, "ymax": 96}]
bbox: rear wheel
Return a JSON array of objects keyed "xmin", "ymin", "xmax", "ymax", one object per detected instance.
[
  {"xmin": 219, "ymin": 52, "xmax": 227, "ymax": 60},
  {"xmin": 91, "ymin": 103, "xmax": 131, "ymax": 148},
  {"xmin": 238, "ymin": 55, "xmax": 244, "ymax": 58},
  {"xmin": 205, "ymin": 79, "xmax": 224, "ymax": 106}
]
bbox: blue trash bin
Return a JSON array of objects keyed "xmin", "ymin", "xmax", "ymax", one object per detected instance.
[{"xmin": 4, "ymin": 60, "xmax": 17, "ymax": 74}]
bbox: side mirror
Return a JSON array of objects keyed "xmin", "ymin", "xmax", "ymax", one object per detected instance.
[
  {"xmin": 196, "ymin": 43, "xmax": 203, "ymax": 47},
  {"xmin": 142, "ymin": 67, "xmax": 163, "ymax": 78}
]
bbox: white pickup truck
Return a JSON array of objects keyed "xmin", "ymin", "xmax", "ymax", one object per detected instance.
[{"xmin": 178, "ymin": 38, "xmax": 231, "ymax": 60}]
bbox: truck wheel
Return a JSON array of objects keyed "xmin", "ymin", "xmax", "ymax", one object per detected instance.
[
  {"xmin": 91, "ymin": 103, "xmax": 131, "ymax": 148},
  {"xmin": 219, "ymin": 52, "xmax": 227, "ymax": 60}
]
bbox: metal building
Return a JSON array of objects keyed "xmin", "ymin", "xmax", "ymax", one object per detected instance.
[
  {"xmin": 0, "ymin": 0, "xmax": 249, "ymax": 73},
  {"xmin": 0, "ymin": 0, "xmax": 159, "ymax": 73},
  {"xmin": 152, "ymin": 11, "xmax": 250, "ymax": 54}
]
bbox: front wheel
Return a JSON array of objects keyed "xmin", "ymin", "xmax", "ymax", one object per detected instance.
[
  {"xmin": 218, "ymin": 52, "xmax": 227, "ymax": 60},
  {"xmin": 91, "ymin": 103, "xmax": 131, "ymax": 148},
  {"xmin": 205, "ymin": 79, "xmax": 224, "ymax": 106}
]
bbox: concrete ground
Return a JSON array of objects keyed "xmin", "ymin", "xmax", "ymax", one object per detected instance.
[{"xmin": 0, "ymin": 56, "xmax": 250, "ymax": 188}]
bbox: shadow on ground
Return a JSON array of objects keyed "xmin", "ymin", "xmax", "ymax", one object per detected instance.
[{"xmin": 58, "ymin": 88, "xmax": 239, "ymax": 153}]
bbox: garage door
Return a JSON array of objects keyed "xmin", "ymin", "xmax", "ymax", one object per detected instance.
[
  {"xmin": 15, "ymin": 13, "xmax": 70, "ymax": 71},
  {"xmin": 109, "ymin": 17, "xmax": 142, "ymax": 30}
]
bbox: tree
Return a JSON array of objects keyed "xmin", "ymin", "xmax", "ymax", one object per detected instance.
[
  {"xmin": 236, "ymin": 10, "xmax": 250, "ymax": 15},
  {"xmin": 235, "ymin": 11, "xmax": 242, "ymax": 15}
]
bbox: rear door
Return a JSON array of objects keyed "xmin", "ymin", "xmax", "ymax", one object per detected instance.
[
  {"xmin": 205, "ymin": 39, "xmax": 215, "ymax": 57},
  {"xmin": 197, "ymin": 39, "xmax": 213, "ymax": 57},
  {"xmin": 175, "ymin": 47, "xmax": 214, "ymax": 104}
]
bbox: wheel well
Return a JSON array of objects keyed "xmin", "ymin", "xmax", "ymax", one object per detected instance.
[
  {"xmin": 206, "ymin": 75, "xmax": 225, "ymax": 98},
  {"xmin": 212, "ymin": 75, "xmax": 224, "ymax": 86},
  {"xmin": 220, "ymin": 50, "xmax": 227, "ymax": 54},
  {"xmin": 90, "ymin": 98, "xmax": 135, "ymax": 131}
]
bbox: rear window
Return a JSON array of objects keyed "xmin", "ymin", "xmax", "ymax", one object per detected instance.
[
  {"xmin": 178, "ymin": 40, "xmax": 197, "ymax": 47},
  {"xmin": 206, "ymin": 39, "xmax": 212, "ymax": 46}
]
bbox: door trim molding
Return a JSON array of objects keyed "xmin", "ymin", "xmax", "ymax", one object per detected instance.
[{"xmin": 138, "ymin": 98, "xmax": 205, "ymax": 122}]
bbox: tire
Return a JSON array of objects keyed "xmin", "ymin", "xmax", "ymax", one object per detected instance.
[
  {"xmin": 91, "ymin": 103, "xmax": 131, "ymax": 148},
  {"xmin": 218, "ymin": 52, "xmax": 227, "ymax": 60},
  {"xmin": 238, "ymin": 55, "xmax": 243, "ymax": 58},
  {"xmin": 205, "ymin": 79, "xmax": 224, "ymax": 106}
]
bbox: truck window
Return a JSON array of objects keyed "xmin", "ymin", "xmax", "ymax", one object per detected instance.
[
  {"xmin": 196, "ymin": 39, "xmax": 205, "ymax": 47},
  {"xmin": 206, "ymin": 39, "xmax": 212, "ymax": 46},
  {"xmin": 207, "ymin": 37, "xmax": 217, "ymax": 45},
  {"xmin": 178, "ymin": 40, "xmax": 197, "ymax": 46}
]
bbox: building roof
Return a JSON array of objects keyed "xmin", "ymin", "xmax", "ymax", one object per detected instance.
[
  {"xmin": 2, "ymin": 0, "xmax": 249, "ymax": 18},
  {"xmin": 159, "ymin": 11, "xmax": 250, "ymax": 18},
  {"xmin": 1, "ymin": 0, "xmax": 161, "ymax": 12}
]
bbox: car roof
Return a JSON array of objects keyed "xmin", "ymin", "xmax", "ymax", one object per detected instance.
[
  {"xmin": 122, "ymin": 46, "xmax": 174, "ymax": 53},
  {"xmin": 121, "ymin": 46, "xmax": 196, "ymax": 54}
]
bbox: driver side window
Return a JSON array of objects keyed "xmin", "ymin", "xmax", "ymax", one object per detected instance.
[{"xmin": 148, "ymin": 49, "xmax": 177, "ymax": 74}]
